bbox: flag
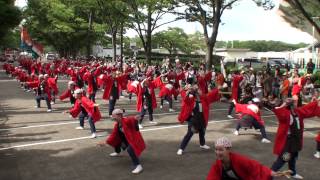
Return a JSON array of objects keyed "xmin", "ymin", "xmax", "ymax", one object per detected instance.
[
  {"xmin": 20, "ymin": 27, "xmax": 33, "ymax": 48},
  {"xmin": 220, "ymin": 59, "xmax": 226, "ymax": 78},
  {"xmin": 32, "ymin": 41, "xmax": 44, "ymax": 58},
  {"xmin": 20, "ymin": 26, "xmax": 44, "ymax": 59}
]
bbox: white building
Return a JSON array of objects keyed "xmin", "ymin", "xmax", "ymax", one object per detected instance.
[
  {"xmin": 214, "ymin": 48, "xmax": 257, "ymax": 62},
  {"xmin": 213, "ymin": 46, "xmax": 320, "ymax": 68},
  {"xmin": 92, "ymin": 45, "xmax": 120, "ymax": 58}
]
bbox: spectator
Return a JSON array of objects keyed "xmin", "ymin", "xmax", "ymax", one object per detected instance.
[
  {"xmin": 307, "ymin": 59, "xmax": 315, "ymax": 74},
  {"xmin": 303, "ymin": 76, "xmax": 314, "ymax": 102}
]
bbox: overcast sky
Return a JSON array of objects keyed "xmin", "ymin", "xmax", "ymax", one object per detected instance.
[{"xmin": 15, "ymin": 0, "xmax": 314, "ymax": 44}]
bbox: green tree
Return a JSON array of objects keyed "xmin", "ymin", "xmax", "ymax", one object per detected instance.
[
  {"xmin": 188, "ymin": 31, "xmax": 206, "ymax": 52},
  {"xmin": 96, "ymin": 0, "xmax": 129, "ymax": 61},
  {"xmin": 23, "ymin": 0, "xmax": 104, "ymax": 57},
  {"xmin": 124, "ymin": 0, "xmax": 179, "ymax": 64},
  {"xmin": 153, "ymin": 27, "xmax": 191, "ymax": 54},
  {"xmin": 1, "ymin": 28, "xmax": 20, "ymax": 49},
  {"xmin": 225, "ymin": 40, "xmax": 307, "ymax": 52},
  {"xmin": 0, "ymin": 0, "xmax": 22, "ymax": 48},
  {"xmin": 176, "ymin": 0, "xmax": 275, "ymax": 69}
]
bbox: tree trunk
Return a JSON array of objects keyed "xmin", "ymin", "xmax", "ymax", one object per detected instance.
[
  {"xmin": 112, "ymin": 28, "xmax": 117, "ymax": 62},
  {"xmin": 120, "ymin": 22, "xmax": 124, "ymax": 69},
  {"xmin": 205, "ymin": 43, "xmax": 214, "ymax": 70},
  {"xmin": 146, "ymin": 7, "xmax": 152, "ymax": 65},
  {"xmin": 86, "ymin": 10, "xmax": 93, "ymax": 58}
]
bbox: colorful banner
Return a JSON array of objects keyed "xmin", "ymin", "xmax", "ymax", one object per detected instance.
[{"xmin": 20, "ymin": 27, "xmax": 44, "ymax": 59}]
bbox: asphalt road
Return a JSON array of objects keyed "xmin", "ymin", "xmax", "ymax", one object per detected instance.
[{"xmin": 0, "ymin": 68, "xmax": 319, "ymax": 180}]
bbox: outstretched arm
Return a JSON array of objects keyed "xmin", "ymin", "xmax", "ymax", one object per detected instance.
[
  {"xmin": 207, "ymin": 88, "xmax": 221, "ymax": 104},
  {"xmin": 296, "ymin": 100, "xmax": 320, "ymax": 119}
]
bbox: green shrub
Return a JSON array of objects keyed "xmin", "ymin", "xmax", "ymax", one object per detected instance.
[{"xmin": 312, "ymin": 71, "xmax": 320, "ymax": 81}]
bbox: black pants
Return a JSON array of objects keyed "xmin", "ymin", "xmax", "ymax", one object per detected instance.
[
  {"xmin": 139, "ymin": 105, "xmax": 153, "ymax": 123},
  {"xmin": 79, "ymin": 112, "xmax": 96, "ymax": 133},
  {"xmin": 109, "ymin": 98, "xmax": 117, "ymax": 115},
  {"xmin": 271, "ymin": 151, "xmax": 299, "ymax": 176},
  {"xmin": 317, "ymin": 141, "xmax": 320, "ymax": 151},
  {"xmin": 161, "ymin": 96, "xmax": 173, "ymax": 108},
  {"xmin": 89, "ymin": 91, "xmax": 96, "ymax": 103},
  {"xmin": 180, "ymin": 119, "xmax": 205, "ymax": 150},
  {"xmin": 228, "ymin": 102, "xmax": 235, "ymax": 115},
  {"xmin": 236, "ymin": 115, "xmax": 268, "ymax": 139},
  {"xmin": 115, "ymin": 145, "xmax": 140, "ymax": 166},
  {"xmin": 36, "ymin": 94, "xmax": 52, "ymax": 109},
  {"xmin": 70, "ymin": 97, "xmax": 75, "ymax": 106}
]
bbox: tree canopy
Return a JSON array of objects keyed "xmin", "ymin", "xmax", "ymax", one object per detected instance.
[
  {"xmin": 0, "ymin": 0, "xmax": 22, "ymax": 48},
  {"xmin": 1, "ymin": 0, "xmax": 312, "ymax": 62}
]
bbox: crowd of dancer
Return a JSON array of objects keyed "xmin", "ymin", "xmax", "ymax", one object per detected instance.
[{"xmin": 2, "ymin": 56, "xmax": 320, "ymax": 179}]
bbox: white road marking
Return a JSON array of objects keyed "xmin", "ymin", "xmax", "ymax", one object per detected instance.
[
  {"xmin": 0, "ymin": 108, "xmax": 232, "ymax": 131},
  {"xmin": 0, "ymin": 121, "xmax": 79, "ymax": 131},
  {"xmin": 0, "ymin": 115, "xmax": 276, "ymax": 151},
  {"xmin": 0, "ymin": 134, "xmax": 104, "ymax": 151}
]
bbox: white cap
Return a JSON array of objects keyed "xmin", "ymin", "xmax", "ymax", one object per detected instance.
[
  {"xmin": 215, "ymin": 137, "xmax": 232, "ymax": 148},
  {"xmin": 112, "ymin": 109, "xmax": 123, "ymax": 115},
  {"xmin": 68, "ymin": 81, "xmax": 75, "ymax": 86},
  {"xmin": 74, "ymin": 89, "xmax": 83, "ymax": 94}
]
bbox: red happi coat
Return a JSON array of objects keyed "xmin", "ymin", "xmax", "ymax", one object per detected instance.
[
  {"xmin": 158, "ymin": 83, "xmax": 175, "ymax": 98},
  {"xmin": 83, "ymin": 71, "xmax": 95, "ymax": 94},
  {"xmin": 18, "ymin": 71, "xmax": 28, "ymax": 82},
  {"xmin": 59, "ymin": 86, "xmax": 79, "ymax": 101},
  {"xmin": 69, "ymin": 96, "xmax": 101, "ymax": 123},
  {"xmin": 127, "ymin": 80, "xmax": 139, "ymax": 94},
  {"xmin": 235, "ymin": 103, "xmax": 265, "ymax": 126},
  {"xmin": 106, "ymin": 116, "xmax": 146, "ymax": 157},
  {"xmin": 172, "ymin": 72, "xmax": 185, "ymax": 97},
  {"xmin": 291, "ymin": 84, "xmax": 302, "ymax": 96},
  {"xmin": 157, "ymin": 77, "xmax": 175, "ymax": 98},
  {"xmin": 178, "ymin": 88, "xmax": 220, "ymax": 127},
  {"xmin": 316, "ymin": 133, "xmax": 320, "ymax": 143},
  {"xmin": 33, "ymin": 80, "xmax": 52, "ymax": 101},
  {"xmin": 136, "ymin": 76, "xmax": 162, "ymax": 112},
  {"xmin": 207, "ymin": 152, "xmax": 272, "ymax": 180},
  {"xmin": 273, "ymin": 101, "xmax": 320, "ymax": 155},
  {"xmin": 47, "ymin": 77, "xmax": 59, "ymax": 94},
  {"xmin": 59, "ymin": 89, "xmax": 73, "ymax": 101},
  {"xmin": 119, "ymin": 74, "xmax": 129, "ymax": 91},
  {"xmin": 26, "ymin": 79, "xmax": 40, "ymax": 89},
  {"xmin": 197, "ymin": 71, "xmax": 212, "ymax": 94},
  {"xmin": 231, "ymin": 75, "xmax": 243, "ymax": 102},
  {"xmin": 102, "ymin": 74, "xmax": 127, "ymax": 100},
  {"xmin": 97, "ymin": 73, "xmax": 106, "ymax": 88}
]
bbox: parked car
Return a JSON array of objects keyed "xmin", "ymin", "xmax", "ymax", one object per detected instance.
[
  {"xmin": 238, "ymin": 58, "xmax": 266, "ymax": 70},
  {"xmin": 288, "ymin": 61, "xmax": 300, "ymax": 69},
  {"xmin": 267, "ymin": 59, "xmax": 282, "ymax": 69},
  {"xmin": 45, "ymin": 52, "xmax": 58, "ymax": 61}
]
